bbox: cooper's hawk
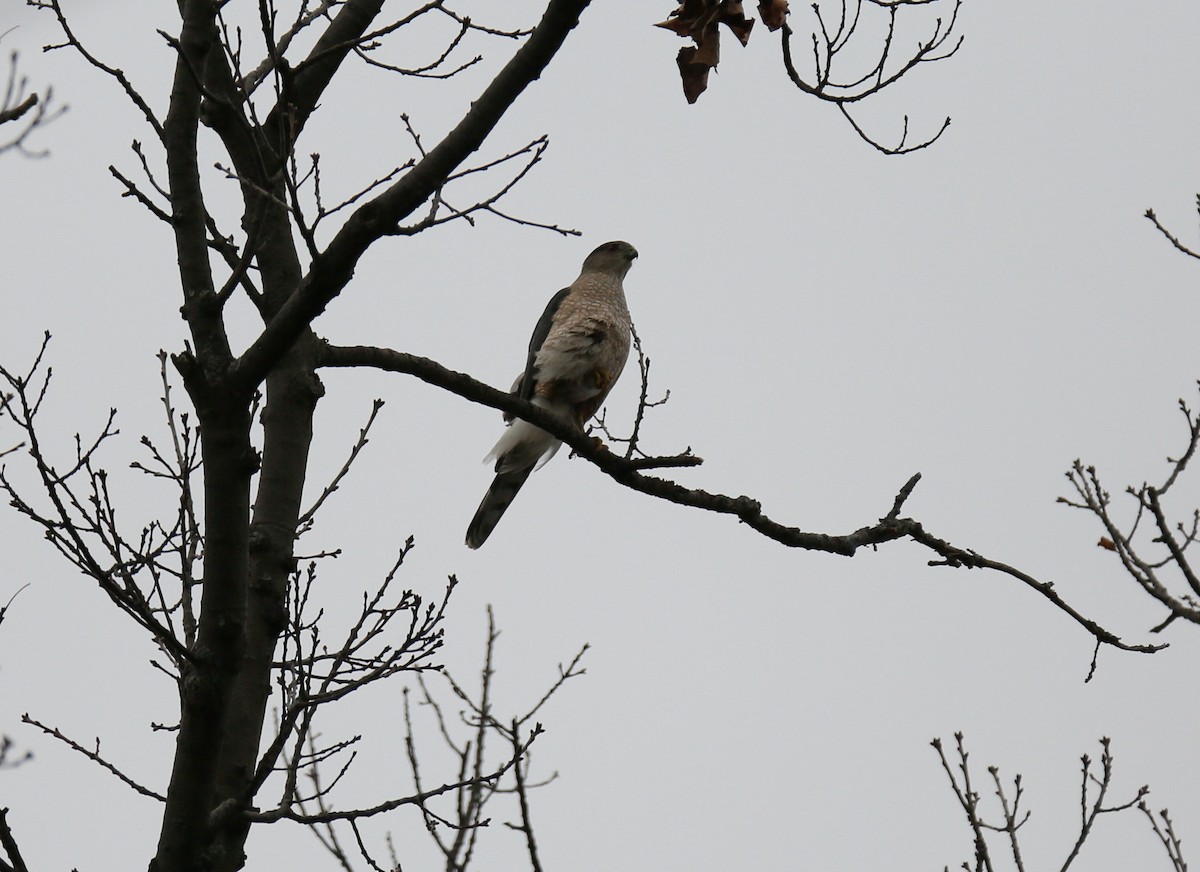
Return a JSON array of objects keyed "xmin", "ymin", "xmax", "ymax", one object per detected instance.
[{"xmin": 466, "ymin": 240, "xmax": 639, "ymax": 549}]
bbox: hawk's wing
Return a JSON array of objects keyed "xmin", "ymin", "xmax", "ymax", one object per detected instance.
[{"xmin": 505, "ymin": 286, "xmax": 570, "ymax": 422}]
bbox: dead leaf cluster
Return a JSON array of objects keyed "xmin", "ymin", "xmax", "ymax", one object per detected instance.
[{"xmin": 655, "ymin": 0, "xmax": 788, "ymax": 103}]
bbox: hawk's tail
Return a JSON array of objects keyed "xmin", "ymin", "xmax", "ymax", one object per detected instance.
[{"xmin": 465, "ymin": 464, "xmax": 536, "ymax": 549}]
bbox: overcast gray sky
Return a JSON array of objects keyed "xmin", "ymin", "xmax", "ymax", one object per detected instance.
[{"xmin": 3, "ymin": 2, "xmax": 1200, "ymax": 869}]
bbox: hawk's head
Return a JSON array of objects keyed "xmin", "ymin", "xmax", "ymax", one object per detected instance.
[{"xmin": 582, "ymin": 240, "xmax": 638, "ymax": 279}]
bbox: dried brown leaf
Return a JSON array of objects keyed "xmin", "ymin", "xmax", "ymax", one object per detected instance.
[
  {"xmin": 758, "ymin": 0, "xmax": 788, "ymax": 31},
  {"xmin": 654, "ymin": 15, "xmax": 693, "ymax": 37},
  {"xmin": 659, "ymin": 0, "xmax": 755, "ymax": 103},
  {"xmin": 722, "ymin": 1, "xmax": 754, "ymax": 46},
  {"xmin": 693, "ymin": 24, "xmax": 721, "ymax": 67},
  {"xmin": 658, "ymin": 0, "xmax": 752, "ymax": 44},
  {"xmin": 676, "ymin": 45, "xmax": 711, "ymax": 104}
]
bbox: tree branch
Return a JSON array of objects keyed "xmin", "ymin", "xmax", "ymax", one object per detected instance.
[
  {"xmin": 1145, "ymin": 206, "xmax": 1200, "ymax": 261},
  {"xmin": 319, "ymin": 341, "xmax": 1163, "ymax": 657},
  {"xmin": 21, "ymin": 714, "xmax": 166, "ymax": 802},
  {"xmin": 248, "ymin": 728, "xmax": 539, "ymax": 825},
  {"xmin": 163, "ymin": 1, "xmax": 233, "ymax": 371}
]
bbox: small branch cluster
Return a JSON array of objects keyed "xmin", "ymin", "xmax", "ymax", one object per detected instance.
[
  {"xmin": 351, "ymin": 2, "xmax": 532, "ymax": 79},
  {"xmin": 591, "ymin": 323, "xmax": 699, "ymax": 469},
  {"xmin": 0, "ymin": 341, "xmax": 208, "ymax": 809},
  {"xmin": 782, "ymin": 0, "xmax": 961, "ymax": 153},
  {"xmin": 0, "ymin": 337, "xmax": 196, "ymax": 665},
  {"xmin": 933, "ymin": 734, "xmax": 1177, "ymax": 872},
  {"xmin": 0, "ymin": 735, "xmax": 31, "ymax": 770},
  {"xmin": 0, "ymin": 43, "xmax": 66, "ymax": 157},
  {"xmin": 250, "ymin": 540, "xmax": 454, "ymax": 824},
  {"xmin": 388, "ymin": 127, "xmax": 578, "ymax": 239},
  {"xmin": 1058, "ymin": 384, "xmax": 1200, "ymax": 637},
  {"xmin": 253, "ymin": 606, "xmax": 583, "ymax": 872},
  {"xmin": 398, "ymin": 606, "xmax": 584, "ymax": 872},
  {"xmin": 1142, "ymin": 804, "xmax": 1189, "ymax": 872}
]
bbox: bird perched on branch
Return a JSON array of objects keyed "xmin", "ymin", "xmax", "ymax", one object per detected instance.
[{"xmin": 466, "ymin": 240, "xmax": 639, "ymax": 549}]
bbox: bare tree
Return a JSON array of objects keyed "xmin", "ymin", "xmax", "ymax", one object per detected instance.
[{"xmin": 0, "ymin": 2, "xmax": 1174, "ymax": 871}]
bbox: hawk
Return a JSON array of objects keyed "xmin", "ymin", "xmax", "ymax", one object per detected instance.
[{"xmin": 466, "ymin": 240, "xmax": 639, "ymax": 549}]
